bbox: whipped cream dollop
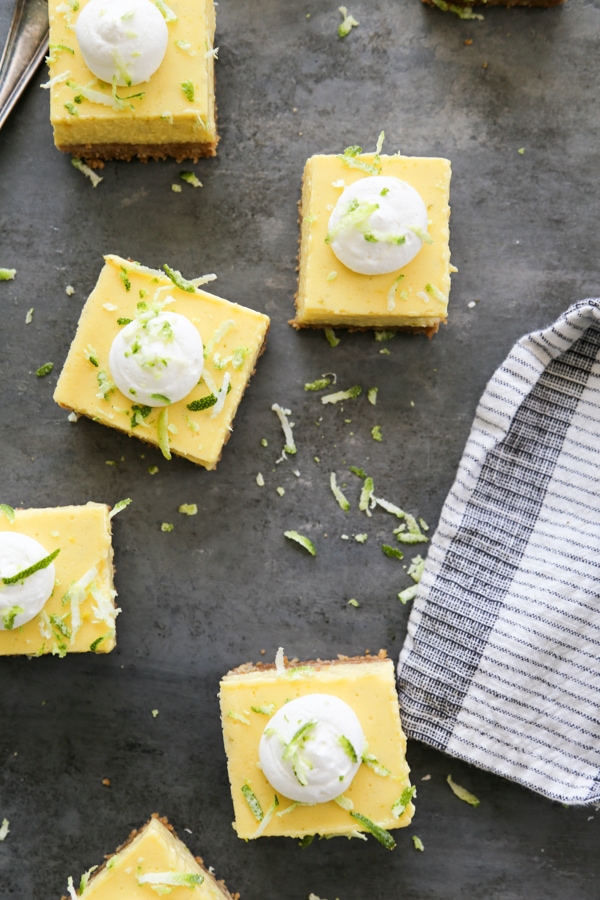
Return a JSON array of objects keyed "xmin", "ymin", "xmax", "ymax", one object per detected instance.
[
  {"xmin": 109, "ymin": 310, "xmax": 204, "ymax": 406},
  {"xmin": 76, "ymin": 0, "xmax": 168, "ymax": 87},
  {"xmin": 327, "ymin": 175, "xmax": 429, "ymax": 276},
  {"xmin": 0, "ymin": 532, "xmax": 56, "ymax": 630},
  {"xmin": 259, "ymin": 693, "xmax": 366, "ymax": 804}
]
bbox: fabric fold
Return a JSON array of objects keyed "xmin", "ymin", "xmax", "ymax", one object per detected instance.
[{"xmin": 398, "ymin": 298, "xmax": 600, "ymax": 804}]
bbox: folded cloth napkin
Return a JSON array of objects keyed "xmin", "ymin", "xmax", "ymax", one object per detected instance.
[{"xmin": 398, "ymin": 299, "xmax": 600, "ymax": 805}]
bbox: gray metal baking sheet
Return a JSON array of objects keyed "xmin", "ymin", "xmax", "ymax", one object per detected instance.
[{"xmin": 1, "ymin": 0, "xmax": 599, "ymax": 897}]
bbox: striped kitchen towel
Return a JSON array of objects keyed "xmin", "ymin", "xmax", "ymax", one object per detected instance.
[{"xmin": 398, "ymin": 298, "xmax": 600, "ymax": 805}]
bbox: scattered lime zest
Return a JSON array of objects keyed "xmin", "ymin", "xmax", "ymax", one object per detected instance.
[
  {"xmin": 354, "ymin": 534, "xmax": 367, "ymax": 544},
  {"xmin": 425, "ymin": 282, "xmax": 446, "ymax": 303},
  {"xmin": 157, "ymin": 408, "xmax": 171, "ymax": 460},
  {"xmin": 252, "ymin": 795, "xmax": 280, "ymax": 838},
  {"xmin": 84, "ymin": 345, "xmax": 99, "ymax": 367},
  {"xmin": 349, "ymin": 466, "xmax": 367, "ymax": 479},
  {"xmin": 178, "ymin": 503, "xmax": 198, "ymax": 515},
  {"xmin": 242, "ymin": 784, "xmax": 264, "ymax": 821},
  {"xmin": 90, "ymin": 635, "xmax": 105, "ymax": 652},
  {"xmin": 109, "ymin": 498, "xmax": 132, "ymax": 519},
  {"xmin": 350, "ymin": 812, "xmax": 396, "ymax": 849},
  {"xmin": 371, "ymin": 425, "xmax": 382, "ymax": 442},
  {"xmin": 338, "ymin": 734, "xmax": 358, "ymax": 762},
  {"xmin": 348, "ymin": 598, "xmax": 359, "ymax": 607},
  {"xmin": 71, "ymin": 158, "xmax": 103, "ymax": 187},
  {"xmin": 148, "ymin": 465, "xmax": 159, "ymax": 475},
  {"xmin": 251, "ymin": 703, "xmax": 276, "ymax": 715},
  {"xmin": 275, "ymin": 646, "xmax": 285, "ymax": 672},
  {"xmin": 162, "ymin": 263, "xmax": 195, "ymax": 293},
  {"xmin": 382, "ymin": 544, "xmax": 403, "ymax": 560},
  {"xmin": 172, "ymin": 183, "xmax": 182, "ymax": 193},
  {"xmin": 330, "ymin": 472, "xmax": 350, "ymax": 511},
  {"xmin": 282, "ymin": 720, "xmax": 317, "ymax": 786},
  {"xmin": 398, "ymin": 585, "xmax": 418, "ymax": 604},
  {"xmin": 36, "ymin": 362, "xmax": 54, "ymax": 377},
  {"xmin": 2, "ymin": 548, "xmax": 60, "ymax": 585},
  {"xmin": 160, "ymin": 522, "xmax": 174, "ymax": 533},
  {"xmin": 187, "ymin": 393, "xmax": 218, "ymax": 411},
  {"xmin": 321, "ymin": 385, "xmax": 361, "ymax": 404},
  {"xmin": 256, "ymin": 472, "xmax": 265, "ymax": 487},
  {"xmin": 137, "ymin": 872, "xmax": 204, "ymax": 889},
  {"xmin": 284, "ymin": 530, "xmax": 316, "ymax": 556},
  {"xmin": 387, "ymin": 274, "xmax": 405, "ymax": 311},
  {"xmin": 359, "ymin": 476, "xmax": 375, "ymax": 517},
  {"xmin": 392, "ymin": 784, "xmax": 416, "ymax": 817},
  {"xmin": 304, "ymin": 377, "xmax": 331, "ymax": 391},
  {"xmin": 447, "ymin": 774, "xmax": 480, "ymax": 806},
  {"xmin": 324, "ymin": 326, "xmax": 340, "ymax": 347},
  {"xmin": 375, "ymin": 330, "xmax": 396, "ymax": 342},
  {"xmin": 228, "ymin": 710, "xmax": 250, "ymax": 725},
  {"xmin": 271, "ymin": 403, "xmax": 297, "ymax": 455},
  {"xmin": 338, "ymin": 5, "xmax": 359, "ymax": 36},
  {"xmin": 2, "ymin": 606, "xmax": 24, "ymax": 630},
  {"xmin": 155, "ymin": 0, "xmax": 177, "ymax": 20},
  {"xmin": 326, "ymin": 271, "xmax": 337, "ymax": 281},
  {"xmin": 180, "ymin": 171, "xmax": 203, "ymax": 187},
  {"xmin": 0, "ymin": 504, "xmax": 15, "ymax": 523},
  {"xmin": 412, "ymin": 834, "xmax": 425, "ymax": 851},
  {"xmin": 362, "ymin": 750, "xmax": 391, "ymax": 777},
  {"xmin": 117, "ymin": 317, "xmax": 132, "ymax": 326},
  {"xmin": 181, "ymin": 80, "xmax": 195, "ymax": 101},
  {"xmin": 0, "ymin": 268, "xmax": 16, "ymax": 281},
  {"xmin": 334, "ymin": 793, "xmax": 354, "ymax": 810},
  {"xmin": 25, "ymin": 307, "xmax": 34, "ymax": 324},
  {"xmin": 367, "ymin": 388, "xmax": 378, "ymax": 406}
]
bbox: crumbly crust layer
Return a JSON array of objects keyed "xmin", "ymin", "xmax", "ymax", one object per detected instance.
[
  {"xmin": 422, "ymin": 0, "xmax": 563, "ymax": 7},
  {"xmin": 224, "ymin": 648, "xmax": 389, "ymax": 677},
  {"xmin": 55, "ymin": 139, "xmax": 219, "ymax": 168}
]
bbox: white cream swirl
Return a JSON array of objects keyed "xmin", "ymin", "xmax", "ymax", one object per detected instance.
[
  {"xmin": 327, "ymin": 175, "xmax": 429, "ymax": 276},
  {"xmin": 76, "ymin": 0, "xmax": 169, "ymax": 87},
  {"xmin": 258, "ymin": 694, "xmax": 366, "ymax": 804},
  {"xmin": 0, "ymin": 532, "xmax": 56, "ymax": 630},
  {"xmin": 108, "ymin": 310, "xmax": 204, "ymax": 407}
]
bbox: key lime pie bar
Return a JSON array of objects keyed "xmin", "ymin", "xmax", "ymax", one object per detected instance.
[
  {"xmin": 293, "ymin": 137, "xmax": 452, "ymax": 336},
  {"xmin": 46, "ymin": 0, "xmax": 218, "ymax": 163},
  {"xmin": 0, "ymin": 502, "xmax": 117, "ymax": 656},
  {"xmin": 219, "ymin": 650, "xmax": 414, "ymax": 847},
  {"xmin": 54, "ymin": 255, "xmax": 270, "ymax": 469},
  {"xmin": 62, "ymin": 815, "xmax": 238, "ymax": 898}
]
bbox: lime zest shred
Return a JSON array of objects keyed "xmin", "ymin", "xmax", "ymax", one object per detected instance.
[
  {"xmin": 0, "ymin": 268, "xmax": 16, "ymax": 281},
  {"xmin": 155, "ymin": 0, "xmax": 177, "ymax": 20},
  {"xmin": 348, "ymin": 598, "xmax": 359, "ymax": 607},
  {"xmin": 227, "ymin": 710, "xmax": 250, "ymax": 725},
  {"xmin": 178, "ymin": 503, "xmax": 198, "ymax": 515},
  {"xmin": 181, "ymin": 80, "xmax": 195, "ymax": 101},
  {"xmin": 36, "ymin": 362, "xmax": 54, "ymax": 377},
  {"xmin": 161, "ymin": 522, "xmax": 174, "ymax": 533},
  {"xmin": 358, "ymin": 477, "xmax": 375, "ymax": 517},
  {"xmin": 162, "ymin": 263, "xmax": 196, "ymax": 293},
  {"xmin": 447, "ymin": 774, "xmax": 480, "ymax": 807},
  {"xmin": 242, "ymin": 784, "xmax": 264, "ymax": 822},
  {"xmin": 367, "ymin": 387, "xmax": 378, "ymax": 406},
  {"xmin": 157, "ymin": 408, "xmax": 171, "ymax": 460},
  {"xmin": 354, "ymin": 533, "xmax": 367, "ymax": 543},
  {"xmin": 392, "ymin": 784, "xmax": 416, "ymax": 818},
  {"xmin": 2, "ymin": 548, "xmax": 60, "ymax": 585},
  {"xmin": 71, "ymin": 158, "xmax": 103, "ymax": 187},
  {"xmin": 180, "ymin": 171, "xmax": 202, "ymax": 187},
  {"xmin": 109, "ymin": 498, "xmax": 132, "ymax": 519},
  {"xmin": 252, "ymin": 795, "xmax": 279, "ymax": 838},
  {"xmin": 371, "ymin": 425, "xmax": 382, "ymax": 442},
  {"xmin": 25, "ymin": 308, "xmax": 34, "ymax": 324},
  {"xmin": 334, "ymin": 793, "xmax": 354, "ymax": 810},
  {"xmin": 137, "ymin": 871, "xmax": 204, "ymax": 888},
  {"xmin": 338, "ymin": 734, "xmax": 358, "ymax": 762},
  {"xmin": 362, "ymin": 750, "xmax": 391, "ymax": 777},
  {"xmin": 90, "ymin": 635, "xmax": 106, "ymax": 652},
  {"xmin": 349, "ymin": 466, "xmax": 367, "ymax": 479},
  {"xmin": 271, "ymin": 403, "xmax": 297, "ymax": 455},
  {"xmin": 408, "ymin": 554, "xmax": 426, "ymax": 583},
  {"xmin": 412, "ymin": 834, "xmax": 425, "ymax": 851},
  {"xmin": 0, "ymin": 504, "xmax": 15, "ymax": 523},
  {"xmin": 425, "ymin": 282, "xmax": 446, "ymax": 303},
  {"xmin": 2, "ymin": 606, "xmax": 24, "ymax": 630},
  {"xmin": 387, "ymin": 274, "xmax": 405, "ymax": 312},
  {"xmin": 321, "ymin": 385, "xmax": 362, "ymax": 405},
  {"xmin": 251, "ymin": 703, "xmax": 276, "ymax": 715},
  {"xmin": 330, "ymin": 472, "xmax": 350, "ymax": 511},
  {"xmin": 349, "ymin": 812, "xmax": 396, "ymax": 849},
  {"xmin": 382, "ymin": 544, "xmax": 403, "ymax": 561},
  {"xmin": 374, "ymin": 330, "xmax": 396, "ymax": 342},
  {"xmin": 304, "ymin": 377, "xmax": 332, "ymax": 391},
  {"xmin": 324, "ymin": 326, "xmax": 340, "ymax": 347},
  {"xmin": 338, "ymin": 5, "xmax": 359, "ymax": 36},
  {"xmin": 78, "ymin": 866, "xmax": 98, "ymax": 893},
  {"xmin": 284, "ymin": 530, "xmax": 316, "ymax": 556},
  {"xmin": 398, "ymin": 584, "xmax": 419, "ymax": 605},
  {"xmin": 275, "ymin": 646, "xmax": 285, "ymax": 673}
]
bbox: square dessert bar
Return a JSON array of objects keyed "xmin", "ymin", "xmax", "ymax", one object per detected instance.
[
  {"xmin": 54, "ymin": 255, "xmax": 270, "ymax": 470},
  {"xmin": 0, "ymin": 503, "xmax": 116, "ymax": 656},
  {"xmin": 62, "ymin": 815, "xmax": 238, "ymax": 898},
  {"xmin": 47, "ymin": 0, "xmax": 217, "ymax": 163},
  {"xmin": 293, "ymin": 151, "xmax": 452, "ymax": 335},
  {"xmin": 219, "ymin": 652, "xmax": 414, "ymax": 843}
]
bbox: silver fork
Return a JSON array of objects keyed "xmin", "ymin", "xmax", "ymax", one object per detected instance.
[{"xmin": 0, "ymin": 0, "xmax": 49, "ymax": 132}]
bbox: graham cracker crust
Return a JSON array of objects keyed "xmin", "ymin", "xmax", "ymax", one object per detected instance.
[{"xmin": 56, "ymin": 139, "xmax": 219, "ymax": 168}]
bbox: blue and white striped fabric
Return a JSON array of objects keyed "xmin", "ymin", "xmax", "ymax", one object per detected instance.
[{"xmin": 398, "ymin": 299, "xmax": 600, "ymax": 805}]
